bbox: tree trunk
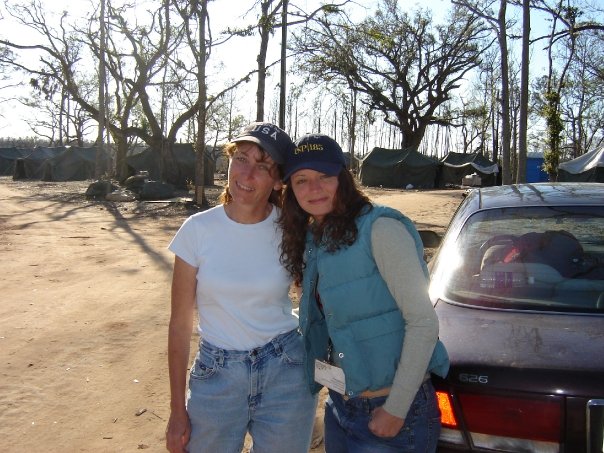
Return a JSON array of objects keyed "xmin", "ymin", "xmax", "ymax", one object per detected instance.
[
  {"xmin": 349, "ymin": 89, "xmax": 357, "ymax": 158},
  {"xmin": 194, "ymin": 0, "xmax": 208, "ymax": 206},
  {"xmin": 112, "ymin": 131, "xmax": 130, "ymax": 183},
  {"xmin": 516, "ymin": 0, "xmax": 530, "ymax": 183},
  {"xmin": 498, "ymin": 0, "xmax": 512, "ymax": 185},
  {"xmin": 256, "ymin": 0, "xmax": 272, "ymax": 122}
]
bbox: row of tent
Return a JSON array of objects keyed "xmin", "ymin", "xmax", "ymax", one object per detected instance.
[
  {"xmin": 1, "ymin": 144, "xmax": 602, "ymax": 187},
  {"xmin": 0, "ymin": 146, "xmax": 111, "ymax": 182},
  {"xmin": 357, "ymin": 146, "xmax": 604, "ymax": 188},
  {"xmin": 358, "ymin": 148, "xmax": 500, "ymax": 188},
  {"xmin": 0, "ymin": 144, "xmax": 214, "ymax": 187}
]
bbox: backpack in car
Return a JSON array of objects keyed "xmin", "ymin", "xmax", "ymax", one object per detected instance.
[{"xmin": 508, "ymin": 230, "xmax": 584, "ymax": 278}]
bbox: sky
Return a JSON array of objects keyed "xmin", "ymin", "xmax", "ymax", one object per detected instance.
[
  {"xmin": 0, "ymin": 0, "xmax": 451, "ymax": 141},
  {"xmin": 0, "ymin": 0, "xmax": 544, "ymax": 143}
]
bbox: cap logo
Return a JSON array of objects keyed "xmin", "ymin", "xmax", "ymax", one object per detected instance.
[
  {"xmin": 295, "ymin": 143, "xmax": 324, "ymax": 154},
  {"xmin": 251, "ymin": 124, "xmax": 279, "ymax": 141}
]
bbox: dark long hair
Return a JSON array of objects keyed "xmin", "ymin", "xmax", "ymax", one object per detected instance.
[{"xmin": 279, "ymin": 169, "xmax": 371, "ymax": 285}]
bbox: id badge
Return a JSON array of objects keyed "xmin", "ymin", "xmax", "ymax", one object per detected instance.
[{"xmin": 314, "ymin": 360, "xmax": 346, "ymax": 395}]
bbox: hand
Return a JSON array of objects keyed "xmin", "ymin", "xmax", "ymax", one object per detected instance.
[
  {"xmin": 165, "ymin": 409, "xmax": 191, "ymax": 452},
  {"xmin": 368, "ymin": 406, "xmax": 405, "ymax": 438}
]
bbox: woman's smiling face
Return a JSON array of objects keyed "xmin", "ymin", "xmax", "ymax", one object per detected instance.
[
  {"xmin": 289, "ymin": 168, "xmax": 339, "ymax": 224},
  {"xmin": 227, "ymin": 142, "xmax": 282, "ymax": 208}
]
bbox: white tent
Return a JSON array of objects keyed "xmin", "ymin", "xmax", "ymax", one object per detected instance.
[{"xmin": 558, "ymin": 147, "xmax": 604, "ymax": 182}]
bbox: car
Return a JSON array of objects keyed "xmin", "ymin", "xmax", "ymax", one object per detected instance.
[{"xmin": 426, "ymin": 183, "xmax": 604, "ymax": 453}]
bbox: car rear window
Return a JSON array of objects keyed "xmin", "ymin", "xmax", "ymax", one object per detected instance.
[{"xmin": 431, "ymin": 205, "xmax": 604, "ymax": 312}]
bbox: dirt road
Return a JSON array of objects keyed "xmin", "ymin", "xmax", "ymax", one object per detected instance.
[{"xmin": 0, "ymin": 178, "xmax": 464, "ymax": 452}]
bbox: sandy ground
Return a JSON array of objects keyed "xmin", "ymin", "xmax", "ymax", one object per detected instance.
[{"xmin": 0, "ymin": 176, "xmax": 465, "ymax": 453}]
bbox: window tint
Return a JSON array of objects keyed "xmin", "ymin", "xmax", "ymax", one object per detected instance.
[{"xmin": 431, "ymin": 206, "xmax": 604, "ymax": 312}]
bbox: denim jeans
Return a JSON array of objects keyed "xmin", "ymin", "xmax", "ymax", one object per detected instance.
[
  {"xmin": 185, "ymin": 329, "xmax": 317, "ymax": 453},
  {"xmin": 324, "ymin": 379, "xmax": 441, "ymax": 453}
]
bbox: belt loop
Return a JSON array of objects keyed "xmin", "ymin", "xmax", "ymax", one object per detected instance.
[
  {"xmin": 217, "ymin": 348, "xmax": 225, "ymax": 367},
  {"xmin": 271, "ymin": 334, "xmax": 283, "ymax": 355}
]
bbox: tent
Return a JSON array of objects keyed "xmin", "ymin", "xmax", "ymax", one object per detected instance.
[
  {"xmin": 126, "ymin": 143, "xmax": 214, "ymax": 187},
  {"xmin": 0, "ymin": 147, "xmax": 30, "ymax": 176},
  {"xmin": 359, "ymin": 147, "xmax": 439, "ymax": 189},
  {"xmin": 41, "ymin": 146, "xmax": 111, "ymax": 181},
  {"xmin": 557, "ymin": 147, "xmax": 604, "ymax": 183},
  {"xmin": 526, "ymin": 152, "xmax": 549, "ymax": 183},
  {"xmin": 438, "ymin": 152, "xmax": 499, "ymax": 187},
  {"xmin": 12, "ymin": 146, "xmax": 65, "ymax": 180}
]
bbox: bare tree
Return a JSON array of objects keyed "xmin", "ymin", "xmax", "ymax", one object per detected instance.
[
  {"xmin": 535, "ymin": 29, "xmax": 604, "ymax": 157},
  {"xmin": 529, "ymin": 0, "xmax": 604, "ymax": 177},
  {"xmin": 564, "ymin": 33, "xmax": 604, "ymax": 152},
  {"xmin": 1, "ymin": 0, "xmax": 182, "ymax": 181},
  {"xmin": 458, "ymin": 98, "xmax": 490, "ymax": 153},
  {"xmin": 25, "ymin": 73, "xmax": 96, "ymax": 145},
  {"xmin": 452, "ymin": 0, "xmax": 515, "ymax": 184},
  {"xmin": 291, "ymin": 0, "xmax": 486, "ymax": 150},
  {"xmin": 220, "ymin": 1, "xmax": 350, "ymax": 123}
]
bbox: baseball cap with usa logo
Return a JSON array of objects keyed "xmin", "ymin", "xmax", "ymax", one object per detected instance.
[
  {"xmin": 232, "ymin": 122, "xmax": 294, "ymax": 165},
  {"xmin": 283, "ymin": 133, "xmax": 346, "ymax": 181}
]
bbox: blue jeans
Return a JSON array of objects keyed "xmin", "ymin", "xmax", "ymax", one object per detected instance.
[
  {"xmin": 324, "ymin": 380, "xmax": 441, "ymax": 453},
  {"xmin": 185, "ymin": 329, "xmax": 317, "ymax": 453}
]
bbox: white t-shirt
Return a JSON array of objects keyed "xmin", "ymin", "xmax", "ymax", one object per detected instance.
[{"xmin": 169, "ymin": 204, "xmax": 297, "ymax": 350}]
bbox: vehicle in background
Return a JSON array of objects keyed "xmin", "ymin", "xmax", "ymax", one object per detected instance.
[{"xmin": 427, "ymin": 183, "xmax": 604, "ymax": 453}]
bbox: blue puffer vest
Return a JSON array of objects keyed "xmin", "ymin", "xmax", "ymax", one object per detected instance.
[{"xmin": 298, "ymin": 205, "xmax": 449, "ymax": 397}]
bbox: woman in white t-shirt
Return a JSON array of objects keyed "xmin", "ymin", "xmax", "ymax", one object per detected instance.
[{"xmin": 165, "ymin": 122, "xmax": 317, "ymax": 453}]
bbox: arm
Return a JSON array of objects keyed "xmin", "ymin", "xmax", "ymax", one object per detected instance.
[
  {"xmin": 165, "ymin": 256, "xmax": 197, "ymax": 453},
  {"xmin": 368, "ymin": 217, "xmax": 439, "ymax": 437}
]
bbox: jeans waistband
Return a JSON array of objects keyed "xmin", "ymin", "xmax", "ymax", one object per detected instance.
[
  {"xmin": 342, "ymin": 386, "xmax": 391, "ymax": 401},
  {"xmin": 334, "ymin": 373, "xmax": 432, "ymax": 402},
  {"xmin": 330, "ymin": 379, "xmax": 434, "ymax": 413},
  {"xmin": 200, "ymin": 329, "xmax": 299, "ymax": 363}
]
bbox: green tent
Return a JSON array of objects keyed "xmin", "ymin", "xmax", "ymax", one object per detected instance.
[
  {"xmin": 41, "ymin": 146, "xmax": 111, "ymax": 181},
  {"xmin": 438, "ymin": 152, "xmax": 499, "ymax": 187},
  {"xmin": 0, "ymin": 147, "xmax": 30, "ymax": 176},
  {"xmin": 359, "ymin": 147, "xmax": 439, "ymax": 189},
  {"xmin": 13, "ymin": 146, "xmax": 65, "ymax": 180},
  {"xmin": 126, "ymin": 143, "xmax": 214, "ymax": 188}
]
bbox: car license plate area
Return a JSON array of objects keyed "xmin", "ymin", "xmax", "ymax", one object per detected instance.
[{"xmin": 587, "ymin": 399, "xmax": 604, "ymax": 453}]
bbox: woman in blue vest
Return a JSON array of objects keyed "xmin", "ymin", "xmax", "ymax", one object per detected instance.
[{"xmin": 279, "ymin": 133, "xmax": 449, "ymax": 453}]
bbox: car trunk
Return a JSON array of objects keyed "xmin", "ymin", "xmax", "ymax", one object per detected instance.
[{"xmin": 434, "ymin": 300, "xmax": 604, "ymax": 452}]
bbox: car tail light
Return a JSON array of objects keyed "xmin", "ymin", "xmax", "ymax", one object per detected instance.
[
  {"xmin": 437, "ymin": 391, "xmax": 563, "ymax": 452},
  {"xmin": 436, "ymin": 390, "xmax": 458, "ymax": 427},
  {"xmin": 436, "ymin": 390, "xmax": 469, "ymax": 446}
]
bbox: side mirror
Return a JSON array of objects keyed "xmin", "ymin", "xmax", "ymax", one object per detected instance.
[{"xmin": 418, "ymin": 230, "xmax": 441, "ymax": 249}]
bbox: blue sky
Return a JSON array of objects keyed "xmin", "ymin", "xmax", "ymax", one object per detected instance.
[{"xmin": 0, "ymin": 0, "xmax": 553, "ymax": 141}]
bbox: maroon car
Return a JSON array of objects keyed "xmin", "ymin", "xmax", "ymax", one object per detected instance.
[{"xmin": 427, "ymin": 183, "xmax": 604, "ymax": 453}]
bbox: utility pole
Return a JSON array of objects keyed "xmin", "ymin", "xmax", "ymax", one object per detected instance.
[
  {"xmin": 278, "ymin": 0, "xmax": 288, "ymax": 129},
  {"xmin": 96, "ymin": 0, "xmax": 107, "ymax": 178}
]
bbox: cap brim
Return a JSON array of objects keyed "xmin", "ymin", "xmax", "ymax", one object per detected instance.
[
  {"xmin": 284, "ymin": 162, "xmax": 343, "ymax": 182},
  {"xmin": 231, "ymin": 136, "xmax": 283, "ymax": 164}
]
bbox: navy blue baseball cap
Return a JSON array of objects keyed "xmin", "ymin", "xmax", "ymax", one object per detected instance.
[
  {"xmin": 232, "ymin": 122, "xmax": 294, "ymax": 165},
  {"xmin": 283, "ymin": 134, "xmax": 346, "ymax": 181}
]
